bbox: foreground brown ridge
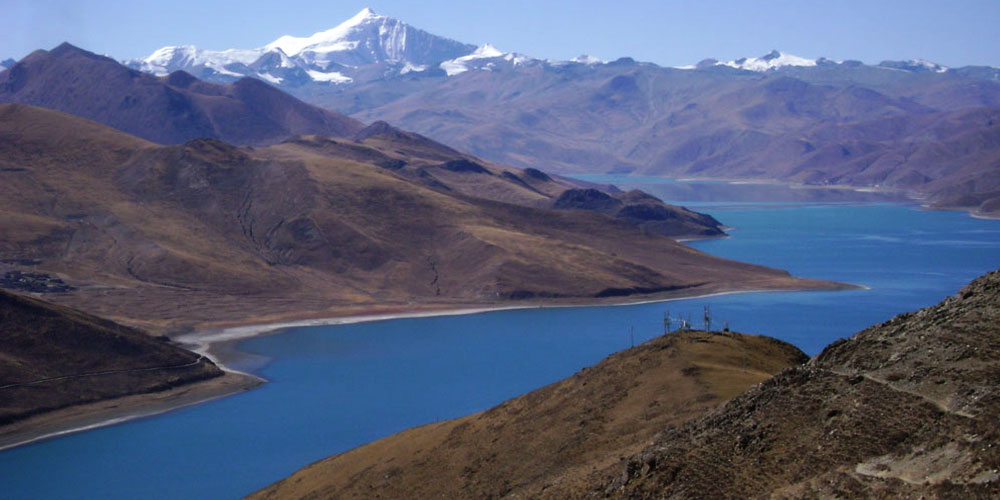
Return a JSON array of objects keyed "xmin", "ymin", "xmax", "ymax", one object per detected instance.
[
  {"xmin": 0, "ymin": 289, "xmax": 222, "ymax": 428},
  {"xmin": 595, "ymin": 270, "xmax": 1000, "ymax": 499},
  {"xmin": 252, "ymin": 270, "xmax": 1000, "ymax": 499},
  {"xmin": 250, "ymin": 330, "xmax": 807, "ymax": 500},
  {"xmin": 0, "ymin": 103, "xmax": 840, "ymax": 332}
]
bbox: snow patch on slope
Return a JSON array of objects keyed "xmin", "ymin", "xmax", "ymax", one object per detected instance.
[
  {"xmin": 400, "ymin": 62, "xmax": 427, "ymax": 74},
  {"xmin": 879, "ymin": 59, "xmax": 949, "ymax": 73},
  {"xmin": 571, "ymin": 54, "xmax": 604, "ymax": 65},
  {"xmin": 305, "ymin": 69, "xmax": 353, "ymax": 83},
  {"xmin": 440, "ymin": 44, "xmax": 503, "ymax": 75}
]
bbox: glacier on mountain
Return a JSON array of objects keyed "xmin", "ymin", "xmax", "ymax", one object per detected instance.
[
  {"xmin": 127, "ymin": 7, "xmax": 474, "ymax": 85},
  {"xmin": 716, "ymin": 50, "xmax": 817, "ymax": 71}
]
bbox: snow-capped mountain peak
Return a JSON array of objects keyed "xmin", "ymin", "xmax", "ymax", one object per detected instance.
[
  {"xmin": 127, "ymin": 7, "xmax": 478, "ymax": 84},
  {"xmin": 717, "ymin": 50, "xmax": 817, "ymax": 71},
  {"xmin": 264, "ymin": 8, "xmax": 385, "ymax": 57}
]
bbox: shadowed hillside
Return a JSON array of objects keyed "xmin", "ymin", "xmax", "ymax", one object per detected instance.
[{"xmin": 0, "ymin": 289, "xmax": 222, "ymax": 427}]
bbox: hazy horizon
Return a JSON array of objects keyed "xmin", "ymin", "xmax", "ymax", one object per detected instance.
[{"xmin": 4, "ymin": 0, "xmax": 1000, "ymax": 68}]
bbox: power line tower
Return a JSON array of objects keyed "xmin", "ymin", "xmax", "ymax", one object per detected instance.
[
  {"xmin": 664, "ymin": 311, "xmax": 672, "ymax": 334},
  {"xmin": 703, "ymin": 305, "xmax": 712, "ymax": 332}
]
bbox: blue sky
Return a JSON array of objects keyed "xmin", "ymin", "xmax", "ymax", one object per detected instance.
[{"xmin": 5, "ymin": 0, "xmax": 999, "ymax": 67}]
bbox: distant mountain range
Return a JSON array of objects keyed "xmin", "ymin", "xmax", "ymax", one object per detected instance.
[
  {"xmin": 0, "ymin": 43, "xmax": 362, "ymax": 145},
  {"xmin": 126, "ymin": 8, "xmax": 479, "ymax": 86},
  {"xmin": 116, "ymin": 8, "xmax": 1000, "ymax": 217},
  {"xmin": 125, "ymin": 8, "xmax": 1000, "ymax": 87}
]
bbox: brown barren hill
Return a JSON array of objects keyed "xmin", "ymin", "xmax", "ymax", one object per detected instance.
[
  {"xmin": 587, "ymin": 269, "xmax": 1000, "ymax": 499},
  {"xmin": 249, "ymin": 330, "xmax": 808, "ymax": 500},
  {"xmin": 0, "ymin": 103, "xmax": 844, "ymax": 332},
  {"xmin": 0, "ymin": 289, "xmax": 222, "ymax": 428}
]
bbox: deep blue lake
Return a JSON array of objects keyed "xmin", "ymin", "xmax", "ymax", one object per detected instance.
[{"xmin": 1, "ymin": 179, "xmax": 998, "ymax": 499}]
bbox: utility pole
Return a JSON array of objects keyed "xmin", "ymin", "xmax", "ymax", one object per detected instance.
[
  {"xmin": 630, "ymin": 326, "xmax": 635, "ymax": 348},
  {"xmin": 703, "ymin": 305, "xmax": 712, "ymax": 332}
]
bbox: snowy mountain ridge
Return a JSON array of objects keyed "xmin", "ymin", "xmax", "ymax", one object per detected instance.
[
  {"xmin": 123, "ymin": 8, "xmax": 965, "ymax": 87},
  {"xmin": 717, "ymin": 50, "xmax": 818, "ymax": 71},
  {"xmin": 127, "ymin": 8, "xmax": 477, "ymax": 85}
]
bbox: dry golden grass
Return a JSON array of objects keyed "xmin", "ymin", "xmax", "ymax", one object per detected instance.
[{"xmin": 250, "ymin": 330, "xmax": 807, "ymax": 500}]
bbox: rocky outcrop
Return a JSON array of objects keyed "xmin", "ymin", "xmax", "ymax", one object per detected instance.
[{"xmin": 597, "ymin": 270, "xmax": 1000, "ymax": 499}]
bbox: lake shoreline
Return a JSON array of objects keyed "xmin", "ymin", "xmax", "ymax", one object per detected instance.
[
  {"xmin": 0, "ymin": 280, "xmax": 852, "ymax": 451},
  {"xmin": 601, "ymin": 173, "xmax": 997, "ymax": 220},
  {"xmin": 0, "ymin": 370, "xmax": 263, "ymax": 452}
]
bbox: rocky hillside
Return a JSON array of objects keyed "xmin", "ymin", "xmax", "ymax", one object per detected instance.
[
  {"xmin": 0, "ymin": 289, "xmax": 222, "ymax": 426},
  {"xmin": 0, "ymin": 104, "xmax": 833, "ymax": 332},
  {"xmin": 249, "ymin": 330, "xmax": 808, "ymax": 500},
  {"xmin": 594, "ymin": 270, "xmax": 1000, "ymax": 499}
]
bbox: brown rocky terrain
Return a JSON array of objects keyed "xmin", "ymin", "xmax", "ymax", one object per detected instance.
[
  {"xmin": 251, "ymin": 270, "xmax": 1000, "ymax": 500},
  {"xmin": 249, "ymin": 330, "xmax": 808, "ymax": 500},
  {"xmin": 0, "ymin": 288, "xmax": 222, "ymax": 427},
  {"xmin": 0, "ymin": 103, "xmax": 836, "ymax": 333},
  {"xmin": 592, "ymin": 269, "xmax": 1000, "ymax": 499}
]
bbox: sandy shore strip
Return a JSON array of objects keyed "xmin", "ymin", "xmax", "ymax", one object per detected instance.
[
  {"xmin": 0, "ymin": 371, "xmax": 262, "ymax": 451},
  {"xmin": 178, "ymin": 281, "xmax": 864, "ymax": 367}
]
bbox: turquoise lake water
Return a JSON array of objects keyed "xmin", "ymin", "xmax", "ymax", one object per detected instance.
[{"xmin": 1, "ymin": 182, "xmax": 998, "ymax": 499}]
